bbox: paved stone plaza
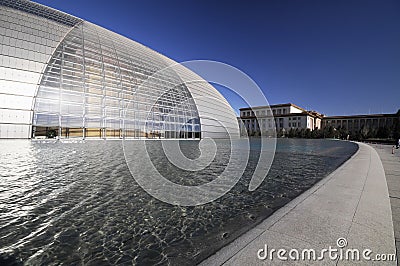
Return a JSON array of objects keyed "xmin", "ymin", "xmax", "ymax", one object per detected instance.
[
  {"xmin": 202, "ymin": 142, "xmax": 397, "ymax": 265},
  {"xmin": 373, "ymin": 144, "xmax": 400, "ymax": 264}
]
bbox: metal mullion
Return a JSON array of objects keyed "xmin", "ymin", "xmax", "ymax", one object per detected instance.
[
  {"xmin": 58, "ymin": 41, "xmax": 64, "ymax": 138},
  {"xmin": 108, "ymin": 39, "xmax": 125, "ymax": 138},
  {"xmin": 77, "ymin": 24, "xmax": 87, "ymax": 138},
  {"xmin": 90, "ymin": 27, "xmax": 107, "ymax": 138}
]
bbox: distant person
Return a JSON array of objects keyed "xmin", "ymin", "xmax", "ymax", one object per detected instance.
[{"xmin": 397, "ymin": 138, "xmax": 400, "ymax": 149}]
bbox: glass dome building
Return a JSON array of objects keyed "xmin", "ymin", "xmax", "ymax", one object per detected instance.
[{"xmin": 0, "ymin": 0, "xmax": 239, "ymax": 139}]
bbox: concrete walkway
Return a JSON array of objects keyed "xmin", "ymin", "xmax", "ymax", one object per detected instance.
[
  {"xmin": 201, "ymin": 142, "xmax": 396, "ymax": 265},
  {"xmin": 372, "ymin": 144, "xmax": 400, "ymax": 263}
]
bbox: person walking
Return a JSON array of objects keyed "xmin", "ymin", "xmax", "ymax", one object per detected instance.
[{"xmin": 397, "ymin": 138, "xmax": 400, "ymax": 149}]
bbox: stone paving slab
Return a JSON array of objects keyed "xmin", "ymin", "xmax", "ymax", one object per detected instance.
[
  {"xmin": 201, "ymin": 142, "xmax": 396, "ymax": 265},
  {"xmin": 372, "ymin": 144, "xmax": 400, "ymax": 264}
]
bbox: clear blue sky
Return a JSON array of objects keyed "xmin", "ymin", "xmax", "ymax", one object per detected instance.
[{"xmin": 33, "ymin": 0, "xmax": 400, "ymax": 116}]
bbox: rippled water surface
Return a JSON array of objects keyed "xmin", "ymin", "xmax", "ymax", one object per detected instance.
[{"xmin": 0, "ymin": 139, "xmax": 358, "ymax": 265}]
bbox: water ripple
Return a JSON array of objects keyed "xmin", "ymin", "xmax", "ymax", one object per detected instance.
[{"xmin": 0, "ymin": 139, "xmax": 357, "ymax": 265}]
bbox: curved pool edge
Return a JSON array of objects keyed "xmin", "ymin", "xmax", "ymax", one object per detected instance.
[{"xmin": 200, "ymin": 142, "xmax": 396, "ymax": 265}]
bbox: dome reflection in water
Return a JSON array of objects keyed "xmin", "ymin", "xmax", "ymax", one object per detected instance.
[{"xmin": 0, "ymin": 139, "xmax": 357, "ymax": 265}]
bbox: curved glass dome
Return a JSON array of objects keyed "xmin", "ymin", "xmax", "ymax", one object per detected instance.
[
  {"xmin": 33, "ymin": 21, "xmax": 202, "ymax": 139},
  {"xmin": 0, "ymin": 0, "xmax": 239, "ymax": 139}
]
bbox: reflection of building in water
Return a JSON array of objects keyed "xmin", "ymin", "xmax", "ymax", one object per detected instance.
[
  {"xmin": 0, "ymin": 0, "xmax": 238, "ymax": 139},
  {"xmin": 239, "ymin": 103, "xmax": 324, "ymax": 135}
]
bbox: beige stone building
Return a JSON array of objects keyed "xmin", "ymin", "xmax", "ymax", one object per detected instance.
[
  {"xmin": 322, "ymin": 113, "xmax": 400, "ymax": 135},
  {"xmin": 239, "ymin": 102, "xmax": 399, "ymax": 138},
  {"xmin": 239, "ymin": 103, "xmax": 323, "ymax": 135}
]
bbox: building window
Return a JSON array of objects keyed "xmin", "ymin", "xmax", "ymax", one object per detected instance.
[{"xmin": 298, "ymin": 122, "xmax": 301, "ymax": 127}]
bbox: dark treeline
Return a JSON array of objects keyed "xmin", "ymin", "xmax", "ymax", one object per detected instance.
[
  {"xmin": 250, "ymin": 124, "xmax": 399, "ymax": 142},
  {"xmin": 280, "ymin": 125, "xmax": 399, "ymax": 141}
]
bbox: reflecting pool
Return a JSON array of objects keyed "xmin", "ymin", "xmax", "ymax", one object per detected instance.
[{"xmin": 0, "ymin": 139, "xmax": 358, "ymax": 265}]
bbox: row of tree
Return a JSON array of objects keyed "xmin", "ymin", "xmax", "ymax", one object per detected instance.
[
  {"xmin": 281, "ymin": 125, "xmax": 399, "ymax": 141},
  {"xmin": 249, "ymin": 124, "xmax": 400, "ymax": 141}
]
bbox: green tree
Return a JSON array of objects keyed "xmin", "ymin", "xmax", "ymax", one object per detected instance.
[
  {"xmin": 288, "ymin": 128, "xmax": 295, "ymax": 138},
  {"xmin": 311, "ymin": 129, "xmax": 322, "ymax": 138},
  {"xmin": 393, "ymin": 112, "xmax": 400, "ymax": 140},
  {"xmin": 305, "ymin": 128, "xmax": 312, "ymax": 138},
  {"xmin": 360, "ymin": 126, "xmax": 369, "ymax": 139},
  {"xmin": 376, "ymin": 126, "xmax": 390, "ymax": 139},
  {"xmin": 323, "ymin": 126, "xmax": 335, "ymax": 138},
  {"xmin": 337, "ymin": 126, "xmax": 349, "ymax": 140}
]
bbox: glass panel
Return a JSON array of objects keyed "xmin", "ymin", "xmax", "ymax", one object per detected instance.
[{"xmin": 33, "ymin": 22, "xmax": 201, "ymax": 139}]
